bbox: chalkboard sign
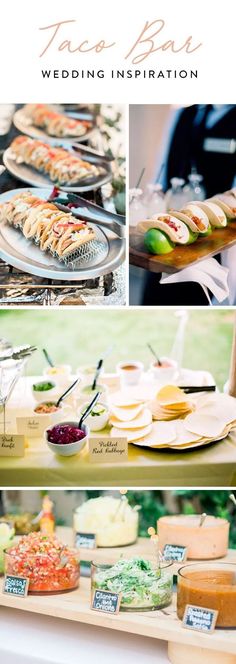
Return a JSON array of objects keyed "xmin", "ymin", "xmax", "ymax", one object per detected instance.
[
  {"xmin": 3, "ymin": 575, "xmax": 29, "ymax": 597},
  {"xmin": 162, "ymin": 543, "xmax": 188, "ymax": 562},
  {"xmin": 91, "ymin": 589, "xmax": 121, "ymax": 614},
  {"xmin": 183, "ymin": 604, "xmax": 218, "ymax": 633},
  {"xmin": 75, "ymin": 532, "xmax": 96, "ymax": 549}
]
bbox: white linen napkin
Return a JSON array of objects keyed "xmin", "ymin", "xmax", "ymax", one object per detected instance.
[
  {"xmin": 220, "ymin": 246, "xmax": 236, "ymax": 305},
  {"xmin": 160, "ymin": 257, "xmax": 229, "ymax": 304}
]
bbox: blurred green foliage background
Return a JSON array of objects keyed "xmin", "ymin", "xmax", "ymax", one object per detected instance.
[
  {"xmin": 126, "ymin": 490, "xmax": 236, "ymax": 548},
  {"xmin": 0, "ymin": 308, "xmax": 234, "ymax": 390},
  {"xmin": 3, "ymin": 489, "xmax": 236, "ymax": 548}
]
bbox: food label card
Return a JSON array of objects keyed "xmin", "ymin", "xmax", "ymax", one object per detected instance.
[
  {"xmin": 91, "ymin": 589, "xmax": 121, "ymax": 614},
  {"xmin": 162, "ymin": 544, "xmax": 188, "ymax": 562},
  {"xmin": 0, "ymin": 434, "xmax": 25, "ymax": 457},
  {"xmin": 75, "ymin": 532, "xmax": 96, "ymax": 549},
  {"xmin": 0, "ymin": 413, "xmax": 16, "ymax": 432},
  {"xmin": 16, "ymin": 415, "xmax": 49, "ymax": 437},
  {"xmin": 3, "ymin": 575, "xmax": 29, "ymax": 597},
  {"xmin": 89, "ymin": 437, "xmax": 128, "ymax": 464},
  {"xmin": 183, "ymin": 604, "xmax": 218, "ymax": 633}
]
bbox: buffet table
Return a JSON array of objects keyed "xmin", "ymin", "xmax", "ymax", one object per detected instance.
[
  {"xmin": 1, "ymin": 374, "xmax": 236, "ymax": 487},
  {"xmin": 1, "ymin": 526, "xmax": 236, "ymax": 664}
]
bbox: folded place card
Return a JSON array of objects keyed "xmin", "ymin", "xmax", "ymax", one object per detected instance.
[
  {"xmin": 16, "ymin": 415, "xmax": 49, "ymax": 437},
  {"xmin": 0, "ymin": 410, "xmax": 16, "ymax": 431},
  {"xmin": 0, "ymin": 433, "xmax": 25, "ymax": 457},
  {"xmin": 89, "ymin": 436, "xmax": 128, "ymax": 464}
]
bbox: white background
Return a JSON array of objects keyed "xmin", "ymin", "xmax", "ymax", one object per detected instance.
[{"xmin": 0, "ymin": 0, "xmax": 234, "ymax": 103}]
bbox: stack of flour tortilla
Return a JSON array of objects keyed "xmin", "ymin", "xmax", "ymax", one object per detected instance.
[{"xmin": 109, "ymin": 387, "xmax": 236, "ymax": 450}]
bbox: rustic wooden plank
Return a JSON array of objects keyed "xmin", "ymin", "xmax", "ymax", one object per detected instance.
[
  {"xmin": 129, "ymin": 223, "xmax": 236, "ymax": 274},
  {"xmin": 0, "ymin": 576, "xmax": 236, "ymax": 655}
]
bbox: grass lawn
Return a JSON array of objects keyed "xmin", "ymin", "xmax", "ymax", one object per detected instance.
[{"xmin": 0, "ymin": 308, "xmax": 234, "ymax": 390}]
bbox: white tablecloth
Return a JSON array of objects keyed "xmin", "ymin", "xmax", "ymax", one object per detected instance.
[{"xmin": 0, "ymin": 607, "xmax": 169, "ymax": 664}]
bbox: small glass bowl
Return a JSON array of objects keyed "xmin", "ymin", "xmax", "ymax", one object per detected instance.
[
  {"xmin": 4, "ymin": 546, "xmax": 80, "ymax": 594},
  {"xmin": 177, "ymin": 562, "xmax": 236, "ymax": 628},
  {"xmin": 91, "ymin": 559, "xmax": 173, "ymax": 611}
]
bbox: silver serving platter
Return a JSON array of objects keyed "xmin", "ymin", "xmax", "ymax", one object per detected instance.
[
  {"xmin": 3, "ymin": 147, "xmax": 112, "ymax": 193},
  {"xmin": 0, "ymin": 188, "xmax": 126, "ymax": 281},
  {"xmin": 13, "ymin": 108, "xmax": 96, "ymax": 145}
]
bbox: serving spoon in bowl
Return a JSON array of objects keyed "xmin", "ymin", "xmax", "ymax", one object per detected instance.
[
  {"xmin": 78, "ymin": 391, "xmax": 101, "ymax": 429},
  {"xmin": 56, "ymin": 378, "xmax": 80, "ymax": 408},
  {"xmin": 43, "ymin": 348, "xmax": 54, "ymax": 368}
]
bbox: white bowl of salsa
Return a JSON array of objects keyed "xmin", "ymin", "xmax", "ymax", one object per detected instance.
[
  {"xmin": 116, "ymin": 361, "xmax": 144, "ymax": 386},
  {"xmin": 150, "ymin": 357, "xmax": 177, "ymax": 384}
]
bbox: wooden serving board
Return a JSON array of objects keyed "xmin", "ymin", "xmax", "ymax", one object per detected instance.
[
  {"xmin": 129, "ymin": 223, "xmax": 236, "ymax": 274},
  {"xmin": 56, "ymin": 527, "xmax": 236, "ymax": 573},
  {"xmin": 0, "ymin": 576, "xmax": 236, "ymax": 662}
]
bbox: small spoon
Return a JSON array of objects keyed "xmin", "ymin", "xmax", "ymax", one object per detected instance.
[
  {"xmin": 56, "ymin": 378, "xmax": 80, "ymax": 408},
  {"xmin": 92, "ymin": 359, "xmax": 103, "ymax": 391},
  {"xmin": 78, "ymin": 392, "xmax": 101, "ymax": 429},
  {"xmin": 147, "ymin": 343, "xmax": 162, "ymax": 366},
  {"xmin": 92, "ymin": 345, "xmax": 113, "ymax": 391},
  {"xmin": 43, "ymin": 348, "xmax": 54, "ymax": 368},
  {"xmin": 229, "ymin": 494, "xmax": 236, "ymax": 507}
]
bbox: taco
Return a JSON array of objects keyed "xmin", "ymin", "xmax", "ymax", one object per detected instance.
[
  {"xmin": 173, "ymin": 203, "xmax": 210, "ymax": 234},
  {"xmin": 195, "ymin": 201, "xmax": 227, "ymax": 227},
  {"xmin": 209, "ymin": 194, "xmax": 236, "ymax": 220},
  {"xmin": 137, "ymin": 214, "xmax": 190, "ymax": 244}
]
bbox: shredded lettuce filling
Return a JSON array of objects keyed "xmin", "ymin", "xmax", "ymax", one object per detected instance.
[{"xmin": 92, "ymin": 557, "xmax": 172, "ymax": 608}]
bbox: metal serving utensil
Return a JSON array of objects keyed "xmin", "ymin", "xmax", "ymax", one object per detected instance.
[
  {"xmin": 48, "ymin": 190, "xmax": 126, "ymax": 239},
  {"xmin": 71, "ymin": 142, "xmax": 114, "ymax": 163},
  {"xmin": 56, "ymin": 378, "xmax": 80, "ymax": 408},
  {"xmin": 78, "ymin": 392, "xmax": 101, "ymax": 429}
]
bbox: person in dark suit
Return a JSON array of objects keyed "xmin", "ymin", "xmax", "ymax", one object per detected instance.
[{"xmin": 142, "ymin": 105, "xmax": 236, "ymax": 306}]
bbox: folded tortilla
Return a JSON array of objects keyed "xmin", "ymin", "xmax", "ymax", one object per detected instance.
[
  {"xmin": 173, "ymin": 203, "xmax": 210, "ymax": 234},
  {"xmin": 209, "ymin": 196, "xmax": 236, "ymax": 220},
  {"xmin": 196, "ymin": 201, "xmax": 227, "ymax": 227},
  {"xmin": 137, "ymin": 214, "xmax": 190, "ymax": 244}
]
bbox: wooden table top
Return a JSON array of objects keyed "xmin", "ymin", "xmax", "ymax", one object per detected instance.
[{"xmin": 129, "ymin": 223, "xmax": 236, "ymax": 274}]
